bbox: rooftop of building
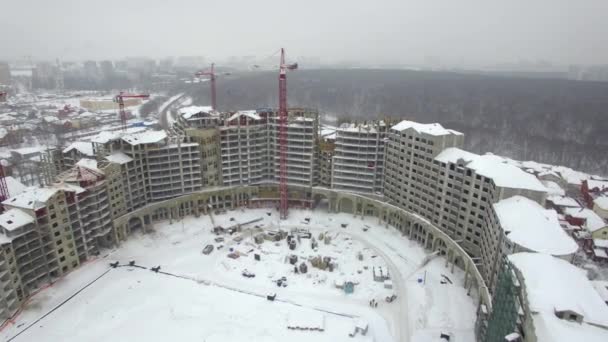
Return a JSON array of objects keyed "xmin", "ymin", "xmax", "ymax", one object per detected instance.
[
  {"xmin": 594, "ymin": 196, "xmax": 608, "ymax": 210},
  {"xmin": 179, "ymin": 105, "xmax": 214, "ymax": 119},
  {"xmin": 105, "ymin": 152, "xmax": 133, "ymax": 165},
  {"xmin": 3, "ymin": 186, "xmax": 60, "ymax": 210},
  {"xmin": 62, "ymin": 141, "xmax": 95, "ymax": 157},
  {"xmin": 547, "ymin": 195, "xmax": 581, "ymax": 208},
  {"xmin": 542, "ymin": 180, "xmax": 565, "ymax": 196},
  {"xmin": 390, "ymin": 120, "xmax": 463, "ymax": 136},
  {"xmin": 435, "ymin": 148, "xmax": 547, "ymax": 192},
  {"xmin": 564, "ymin": 207, "xmax": 606, "ymax": 232},
  {"xmin": 494, "ymin": 196, "xmax": 578, "ymax": 256},
  {"xmin": 336, "ymin": 121, "xmax": 387, "ymax": 134},
  {"xmin": 90, "ymin": 126, "xmax": 148, "ymax": 144},
  {"xmin": 0, "ymin": 208, "xmax": 35, "ymax": 231},
  {"xmin": 5, "ymin": 176, "xmax": 26, "ymax": 198},
  {"xmin": 227, "ymin": 110, "xmax": 261, "ymax": 122},
  {"xmin": 587, "ymin": 179, "xmax": 608, "ymax": 192},
  {"xmin": 508, "ymin": 253, "xmax": 608, "ymax": 342},
  {"xmin": 121, "ymin": 130, "xmax": 167, "ymax": 146},
  {"xmin": 592, "ymin": 280, "xmax": 608, "ymax": 304}
]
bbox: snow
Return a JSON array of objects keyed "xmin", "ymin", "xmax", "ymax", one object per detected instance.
[
  {"xmin": 228, "ymin": 110, "xmax": 261, "ymax": 122},
  {"xmin": 3, "ymin": 186, "xmax": 59, "ymax": 210},
  {"xmin": 595, "ymin": 196, "xmax": 608, "ymax": 211},
  {"xmin": 591, "ymin": 281, "xmax": 608, "ymax": 304},
  {"xmin": 508, "ymin": 253, "xmax": 608, "ymax": 342},
  {"xmin": 5, "ymin": 176, "xmax": 26, "ymax": 197},
  {"xmin": 564, "ymin": 207, "xmax": 606, "ymax": 232},
  {"xmin": 435, "ymin": 148, "xmax": 547, "ymax": 192},
  {"xmin": 62, "ymin": 141, "xmax": 94, "ymax": 157},
  {"xmin": 594, "ymin": 248, "xmax": 608, "ymax": 259},
  {"xmin": 594, "ymin": 239, "xmax": 608, "ymax": 248},
  {"xmin": 10, "ymin": 146, "xmax": 45, "ymax": 157},
  {"xmin": 0, "ymin": 208, "xmax": 34, "ymax": 231},
  {"xmin": 179, "ymin": 105, "xmax": 213, "ymax": 119},
  {"xmin": 547, "ymin": 195, "xmax": 580, "ymax": 208},
  {"xmin": 90, "ymin": 127, "xmax": 148, "ymax": 144},
  {"xmin": 542, "ymin": 180, "xmax": 565, "ymax": 196},
  {"xmin": 121, "ymin": 130, "xmax": 167, "ymax": 145},
  {"xmin": 105, "ymin": 152, "xmax": 133, "ymax": 165},
  {"xmin": 337, "ymin": 122, "xmax": 386, "ymax": 134},
  {"xmin": 0, "ymin": 209, "xmax": 477, "ymax": 342},
  {"xmin": 390, "ymin": 120, "xmax": 463, "ymax": 136},
  {"xmin": 587, "ymin": 179, "xmax": 608, "ymax": 192},
  {"xmin": 494, "ymin": 196, "xmax": 578, "ymax": 256},
  {"xmin": 76, "ymin": 158, "xmax": 103, "ymax": 174}
]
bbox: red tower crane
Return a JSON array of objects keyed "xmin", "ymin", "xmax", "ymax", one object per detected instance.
[
  {"xmin": 194, "ymin": 63, "xmax": 231, "ymax": 112},
  {"xmin": 114, "ymin": 92, "xmax": 150, "ymax": 130},
  {"xmin": 278, "ymin": 48, "xmax": 298, "ymax": 219},
  {"xmin": 195, "ymin": 63, "xmax": 216, "ymax": 111}
]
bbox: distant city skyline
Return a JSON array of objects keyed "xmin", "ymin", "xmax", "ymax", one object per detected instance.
[{"xmin": 1, "ymin": 0, "xmax": 607, "ymax": 67}]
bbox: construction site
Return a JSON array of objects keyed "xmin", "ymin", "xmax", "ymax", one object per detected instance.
[{"xmin": 1, "ymin": 47, "xmax": 607, "ymax": 342}]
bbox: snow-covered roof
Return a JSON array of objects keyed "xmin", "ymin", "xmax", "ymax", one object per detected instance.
[
  {"xmin": 105, "ymin": 152, "xmax": 133, "ymax": 165},
  {"xmin": 179, "ymin": 106, "xmax": 213, "ymax": 119},
  {"xmin": 0, "ymin": 208, "xmax": 35, "ymax": 231},
  {"xmin": 5, "ymin": 176, "xmax": 26, "ymax": 197},
  {"xmin": 337, "ymin": 121, "xmax": 386, "ymax": 134},
  {"xmin": 90, "ymin": 127, "xmax": 148, "ymax": 144},
  {"xmin": 10, "ymin": 146, "xmax": 44, "ymax": 156},
  {"xmin": 76, "ymin": 158, "xmax": 103, "ymax": 174},
  {"xmin": 542, "ymin": 180, "xmax": 565, "ymax": 196},
  {"xmin": 3, "ymin": 186, "xmax": 60, "ymax": 210},
  {"xmin": 227, "ymin": 110, "xmax": 261, "ymax": 122},
  {"xmin": 592, "ymin": 281, "xmax": 608, "ymax": 303},
  {"xmin": 435, "ymin": 148, "xmax": 547, "ymax": 192},
  {"xmin": 587, "ymin": 179, "xmax": 608, "ymax": 192},
  {"xmin": 564, "ymin": 207, "xmax": 606, "ymax": 232},
  {"xmin": 391, "ymin": 120, "xmax": 463, "ymax": 136},
  {"xmin": 509, "ymin": 253, "xmax": 608, "ymax": 342},
  {"xmin": 62, "ymin": 141, "xmax": 95, "ymax": 156},
  {"xmin": 594, "ymin": 196, "xmax": 608, "ymax": 211},
  {"xmin": 546, "ymin": 195, "xmax": 580, "ymax": 208},
  {"xmin": 594, "ymin": 239, "xmax": 608, "ymax": 249},
  {"xmin": 495, "ymin": 196, "xmax": 578, "ymax": 256},
  {"xmin": 121, "ymin": 130, "xmax": 167, "ymax": 145}
]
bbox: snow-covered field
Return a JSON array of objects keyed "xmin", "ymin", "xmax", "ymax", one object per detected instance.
[{"xmin": 1, "ymin": 209, "xmax": 477, "ymax": 342}]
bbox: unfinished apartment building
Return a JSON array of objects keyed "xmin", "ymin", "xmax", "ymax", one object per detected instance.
[
  {"xmin": 384, "ymin": 120, "xmax": 465, "ymax": 218},
  {"xmin": 92, "ymin": 130, "xmax": 203, "ymax": 207},
  {"xmin": 331, "ymin": 121, "xmax": 387, "ymax": 194},
  {"xmin": 0, "ymin": 186, "xmax": 81, "ymax": 301},
  {"xmin": 55, "ymin": 159, "xmax": 126, "ymax": 261},
  {"xmin": 219, "ymin": 110, "xmax": 272, "ymax": 186},
  {"xmin": 268, "ymin": 108, "xmax": 320, "ymax": 187}
]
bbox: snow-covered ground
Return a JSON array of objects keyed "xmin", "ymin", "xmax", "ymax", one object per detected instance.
[{"xmin": 1, "ymin": 208, "xmax": 477, "ymax": 342}]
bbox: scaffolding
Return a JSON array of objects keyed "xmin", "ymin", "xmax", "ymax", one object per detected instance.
[{"xmin": 482, "ymin": 257, "xmax": 520, "ymax": 342}]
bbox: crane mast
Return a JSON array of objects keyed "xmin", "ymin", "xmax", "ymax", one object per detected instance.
[
  {"xmin": 195, "ymin": 63, "xmax": 217, "ymax": 111},
  {"xmin": 278, "ymin": 48, "xmax": 297, "ymax": 219}
]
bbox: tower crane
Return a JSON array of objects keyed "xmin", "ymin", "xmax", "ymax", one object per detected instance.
[
  {"xmin": 113, "ymin": 92, "xmax": 150, "ymax": 130},
  {"xmin": 194, "ymin": 63, "xmax": 230, "ymax": 112},
  {"xmin": 278, "ymin": 48, "xmax": 298, "ymax": 220}
]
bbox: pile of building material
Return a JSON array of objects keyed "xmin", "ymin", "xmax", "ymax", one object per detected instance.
[
  {"xmin": 310, "ymin": 255, "xmax": 336, "ymax": 271},
  {"xmin": 373, "ymin": 266, "xmax": 390, "ymax": 282}
]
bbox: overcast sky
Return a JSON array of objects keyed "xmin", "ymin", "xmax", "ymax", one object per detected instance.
[{"xmin": 1, "ymin": 0, "xmax": 606, "ymax": 66}]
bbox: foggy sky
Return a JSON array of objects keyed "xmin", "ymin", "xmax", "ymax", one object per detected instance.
[{"xmin": 1, "ymin": 0, "xmax": 607, "ymax": 66}]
